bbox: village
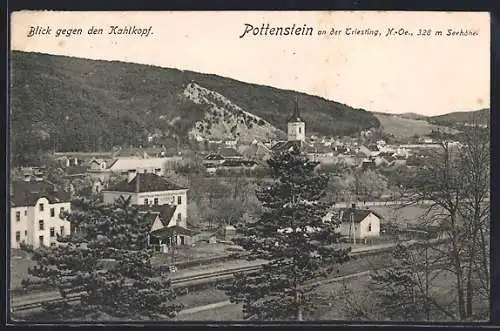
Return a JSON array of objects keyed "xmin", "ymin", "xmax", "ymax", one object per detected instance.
[
  {"xmin": 10, "ymin": 96, "xmax": 461, "ymax": 301},
  {"xmin": 8, "ymin": 9, "xmax": 492, "ymax": 323}
]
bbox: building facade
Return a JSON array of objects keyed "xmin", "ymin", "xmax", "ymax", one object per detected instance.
[
  {"xmin": 11, "ymin": 181, "xmax": 72, "ymax": 249},
  {"xmin": 102, "ymin": 172, "xmax": 188, "ymax": 225},
  {"xmin": 337, "ymin": 207, "xmax": 381, "ymax": 240}
]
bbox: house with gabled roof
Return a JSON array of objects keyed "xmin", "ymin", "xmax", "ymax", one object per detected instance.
[
  {"xmin": 324, "ymin": 204, "xmax": 381, "ymax": 241},
  {"xmin": 10, "ymin": 180, "xmax": 72, "ymax": 249},
  {"xmin": 102, "ymin": 173, "xmax": 193, "ymax": 247},
  {"xmin": 87, "ymin": 156, "xmax": 183, "ymax": 182}
]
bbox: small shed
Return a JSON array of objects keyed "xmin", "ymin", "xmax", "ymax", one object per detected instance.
[
  {"xmin": 150, "ymin": 225, "xmax": 199, "ymax": 247},
  {"xmin": 208, "ymin": 234, "xmax": 217, "ymax": 244},
  {"xmin": 224, "ymin": 225, "xmax": 237, "ymax": 241}
]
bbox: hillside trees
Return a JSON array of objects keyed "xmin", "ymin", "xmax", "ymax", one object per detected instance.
[
  {"xmin": 356, "ymin": 170, "xmax": 388, "ymax": 200},
  {"xmin": 11, "ymin": 51, "xmax": 380, "ymax": 157},
  {"xmin": 221, "ymin": 150, "xmax": 350, "ymax": 320},
  {"xmin": 22, "ymin": 197, "xmax": 182, "ymax": 321}
]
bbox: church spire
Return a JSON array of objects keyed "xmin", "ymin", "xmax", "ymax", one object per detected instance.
[
  {"xmin": 288, "ymin": 95, "xmax": 304, "ymax": 123},
  {"xmin": 294, "ymin": 95, "xmax": 300, "ymax": 118}
]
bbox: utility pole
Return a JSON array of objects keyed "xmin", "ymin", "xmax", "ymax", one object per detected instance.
[
  {"xmin": 170, "ymin": 231, "xmax": 176, "ymax": 266},
  {"xmin": 424, "ymin": 230, "xmax": 430, "ymax": 320},
  {"xmin": 351, "ymin": 206, "xmax": 356, "ymax": 245}
]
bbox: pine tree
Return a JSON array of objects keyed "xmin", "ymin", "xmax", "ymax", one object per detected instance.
[
  {"xmin": 222, "ymin": 150, "xmax": 350, "ymax": 321},
  {"xmin": 23, "ymin": 196, "xmax": 183, "ymax": 321}
]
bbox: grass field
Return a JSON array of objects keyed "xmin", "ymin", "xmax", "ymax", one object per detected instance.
[
  {"xmin": 314, "ymin": 269, "xmax": 489, "ymax": 321},
  {"xmin": 151, "ymin": 242, "xmax": 235, "ymax": 265},
  {"xmin": 174, "ymin": 302, "xmax": 244, "ymax": 321},
  {"xmin": 370, "ymin": 204, "xmax": 444, "ymax": 227},
  {"xmin": 374, "ymin": 113, "xmax": 459, "ymax": 139},
  {"xmin": 175, "ymin": 288, "xmax": 228, "ymax": 308},
  {"xmin": 10, "ymin": 250, "xmax": 36, "ymax": 289},
  {"xmin": 176, "ymin": 268, "xmax": 488, "ymax": 322}
]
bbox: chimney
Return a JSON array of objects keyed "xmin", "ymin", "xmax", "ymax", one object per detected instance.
[{"xmin": 135, "ymin": 172, "xmax": 140, "ymax": 193}]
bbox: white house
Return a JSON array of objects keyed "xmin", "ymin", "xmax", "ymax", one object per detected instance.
[
  {"xmin": 10, "ymin": 181, "xmax": 72, "ymax": 249},
  {"xmin": 102, "ymin": 172, "xmax": 188, "ymax": 223},
  {"xmin": 324, "ymin": 205, "xmax": 381, "ymax": 241},
  {"xmin": 88, "ymin": 157, "xmax": 183, "ymax": 182}
]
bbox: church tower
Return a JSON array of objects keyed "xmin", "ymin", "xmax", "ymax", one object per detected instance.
[{"xmin": 287, "ymin": 96, "xmax": 305, "ymax": 142}]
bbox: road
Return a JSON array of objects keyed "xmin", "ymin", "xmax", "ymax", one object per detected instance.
[
  {"xmin": 332, "ymin": 197, "xmax": 489, "ymax": 209},
  {"xmin": 332, "ymin": 200, "xmax": 434, "ymax": 208}
]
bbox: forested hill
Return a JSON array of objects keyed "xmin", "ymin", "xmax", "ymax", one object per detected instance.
[
  {"xmin": 10, "ymin": 51, "xmax": 380, "ymax": 164},
  {"xmin": 427, "ymin": 108, "xmax": 490, "ymax": 127}
]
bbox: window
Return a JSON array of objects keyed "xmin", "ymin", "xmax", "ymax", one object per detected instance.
[
  {"xmin": 39, "ymin": 220, "xmax": 44, "ymax": 230},
  {"xmin": 154, "ymin": 198, "xmax": 158, "ymax": 205},
  {"xmin": 177, "ymin": 213, "xmax": 182, "ymax": 224},
  {"xmin": 298, "ymin": 127, "xmax": 302, "ymax": 134},
  {"xmin": 15, "ymin": 231, "xmax": 21, "ymax": 242},
  {"xmin": 50, "ymin": 208, "xmax": 55, "ymax": 217},
  {"xmin": 50, "ymin": 242, "xmax": 56, "ymax": 247},
  {"xmin": 39, "ymin": 235, "xmax": 44, "ymax": 246},
  {"xmin": 50, "ymin": 227, "xmax": 55, "ymax": 237},
  {"xmin": 60, "ymin": 207, "xmax": 65, "ymax": 214},
  {"xmin": 24, "ymin": 210, "xmax": 27, "ymax": 216},
  {"xmin": 368, "ymin": 224, "xmax": 372, "ymax": 232},
  {"xmin": 144, "ymin": 198, "xmax": 149, "ymax": 205},
  {"xmin": 24, "ymin": 230, "xmax": 27, "ymax": 236},
  {"xmin": 60, "ymin": 226, "xmax": 65, "ymax": 236},
  {"xmin": 16, "ymin": 211, "xmax": 20, "ymax": 222},
  {"xmin": 177, "ymin": 196, "xmax": 182, "ymax": 205},
  {"xmin": 39, "ymin": 203, "xmax": 44, "ymax": 212}
]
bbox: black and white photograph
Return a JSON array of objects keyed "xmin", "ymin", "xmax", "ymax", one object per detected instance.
[{"xmin": 8, "ymin": 10, "xmax": 491, "ymax": 323}]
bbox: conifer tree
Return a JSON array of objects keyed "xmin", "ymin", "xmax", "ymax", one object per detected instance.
[
  {"xmin": 222, "ymin": 150, "xmax": 350, "ymax": 321},
  {"xmin": 23, "ymin": 196, "xmax": 183, "ymax": 321}
]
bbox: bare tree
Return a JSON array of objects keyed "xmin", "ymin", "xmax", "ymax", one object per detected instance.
[{"xmin": 406, "ymin": 115, "xmax": 490, "ymax": 320}]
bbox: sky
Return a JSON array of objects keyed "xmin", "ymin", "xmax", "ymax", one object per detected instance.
[{"xmin": 11, "ymin": 11, "xmax": 490, "ymax": 116}]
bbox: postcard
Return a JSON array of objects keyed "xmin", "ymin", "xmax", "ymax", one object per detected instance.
[{"xmin": 9, "ymin": 10, "xmax": 490, "ymax": 323}]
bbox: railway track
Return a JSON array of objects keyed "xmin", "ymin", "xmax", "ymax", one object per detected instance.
[{"xmin": 11, "ymin": 239, "xmax": 445, "ymax": 314}]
